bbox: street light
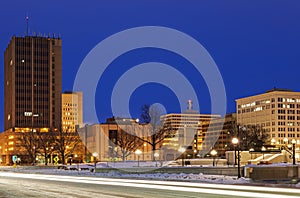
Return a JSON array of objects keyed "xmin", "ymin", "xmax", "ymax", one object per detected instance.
[
  {"xmin": 92, "ymin": 152, "xmax": 98, "ymax": 173},
  {"xmin": 271, "ymin": 138, "xmax": 276, "ymax": 145},
  {"xmin": 232, "ymin": 137, "xmax": 240, "ymax": 178},
  {"xmin": 249, "ymin": 148, "xmax": 254, "ymax": 160},
  {"xmin": 135, "ymin": 149, "xmax": 142, "ymax": 167},
  {"xmin": 178, "ymin": 147, "xmax": 186, "ymax": 167},
  {"xmin": 210, "ymin": 149, "xmax": 217, "ymax": 166},
  {"xmin": 232, "ymin": 137, "xmax": 238, "ymax": 166},
  {"xmin": 292, "ymin": 139, "xmax": 296, "ymax": 165},
  {"xmin": 154, "ymin": 153, "xmax": 159, "ymax": 167}
]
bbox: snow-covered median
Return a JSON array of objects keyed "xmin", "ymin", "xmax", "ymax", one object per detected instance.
[{"xmin": 0, "ymin": 165, "xmax": 250, "ymax": 185}]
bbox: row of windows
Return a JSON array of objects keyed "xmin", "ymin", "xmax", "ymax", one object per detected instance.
[
  {"xmin": 238, "ymin": 104, "xmax": 300, "ymax": 114},
  {"xmin": 277, "ymin": 115, "xmax": 300, "ymax": 120},
  {"xmin": 62, "ymin": 108, "xmax": 78, "ymax": 112},
  {"xmin": 238, "ymin": 98, "xmax": 300, "ymax": 109},
  {"xmin": 63, "ymin": 103, "xmax": 78, "ymax": 107},
  {"xmin": 62, "ymin": 117, "xmax": 78, "ymax": 121},
  {"xmin": 277, "ymin": 133, "xmax": 298, "ymax": 138}
]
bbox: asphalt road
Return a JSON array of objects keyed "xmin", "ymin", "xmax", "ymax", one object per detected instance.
[{"xmin": 0, "ymin": 172, "xmax": 299, "ymax": 198}]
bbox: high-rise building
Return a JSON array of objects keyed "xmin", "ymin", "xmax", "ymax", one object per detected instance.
[
  {"xmin": 62, "ymin": 91, "xmax": 83, "ymax": 131},
  {"xmin": 236, "ymin": 88, "xmax": 300, "ymax": 146},
  {"xmin": 4, "ymin": 36, "xmax": 62, "ymax": 132},
  {"xmin": 160, "ymin": 100, "xmax": 221, "ymax": 158},
  {"xmin": 201, "ymin": 113, "xmax": 236, "ymax": 157}
]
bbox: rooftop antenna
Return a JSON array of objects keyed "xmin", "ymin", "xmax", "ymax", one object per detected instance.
[
  {"xmin": 187, "ymin": 100, "xmax": 193, "ymax": 110},
  {"xmin": 26, "ymin": 14, "xmax": 29, "ymax": 36}
]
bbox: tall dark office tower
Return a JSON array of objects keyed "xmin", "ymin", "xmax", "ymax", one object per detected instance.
[{"xmin": 4, "ymin": 36, "xmax": 62, "ymax": 132}]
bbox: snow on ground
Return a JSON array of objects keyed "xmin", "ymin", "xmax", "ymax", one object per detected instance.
[
  {"xmin": 0, "ymin": 166, "xmax": 250, "ymax": 184},
  {"xmin": 0, "ymin": 161, "xmax": 299, "ymax": 186}
]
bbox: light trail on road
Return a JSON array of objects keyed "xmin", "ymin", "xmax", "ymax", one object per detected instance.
[{"xmin": 0, "ymin": 172, "xmax": 299, "ymax": 198}]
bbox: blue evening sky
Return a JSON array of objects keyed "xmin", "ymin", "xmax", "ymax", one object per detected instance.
[{"xmin": 0, "ymin": 0, "xmax": 300, "ymax": 130}]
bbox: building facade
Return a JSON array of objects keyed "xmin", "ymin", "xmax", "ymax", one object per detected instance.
[
  {"xmin": 160, "ymin": 101, "xmax": 221, "ymax": 159},
  {"xmin": 62, "ymin": 91, "xmax": 83, "ymax": 132},
  {"xmin": 4, "ymin": 36, "xmax": 62, "ymax": 132},
  {"xmin": 78, "ymin": 118, "xmax": 153, "ymax": 162},
  {"xmin": 201, "ymin": 113, "xmax": 236, "ymax": 157},
  {"xmin": 236, "ymin": 88, "xmax": 300, "ymax": 147}
]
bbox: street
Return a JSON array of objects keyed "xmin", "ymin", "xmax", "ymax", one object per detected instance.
[{"xmin": 0, "ymin": 172, "xmax": 300, "ymax": 198}]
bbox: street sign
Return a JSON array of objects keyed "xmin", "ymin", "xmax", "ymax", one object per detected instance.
[
  {"xmin": 54, "ymin": 156, "xmax": 59, "ymax": 165},
  {"xmin": 12, "ymin": 155, "xmax": 17, "ymax": 163}
]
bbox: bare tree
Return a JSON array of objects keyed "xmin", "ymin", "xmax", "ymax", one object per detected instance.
[
  {"xmin": 17, "ymin": 131, "xmax": 39, "ymax": 165},
  {"xmin": 228, "ymin": 124, "xmax": 269, "ymax": 151},
  {"xmin": 37, "ymin": 132, "xmax": 56, "ymax": 165},
  {"xmin": 54, "ymin": 127, "xmax": 82, "ymax": 164},
  {"xmin": 139, "ymin": 104, "xmax": 175, "ymax": 160},
  {"xmin": 115, "ymin": 125, "xmax": 144, "ymax": 161},
  {"xmin": 238, "ymin": 125, "xmax": 269, "ymax": 150}
]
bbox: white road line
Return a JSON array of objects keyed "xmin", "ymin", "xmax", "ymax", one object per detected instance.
[
  {"xmin": 8, "ymin": 173, "xmax": 299, "ymax": 195},
  {"xmin": 0, "ymin": 172, "xmax": 299, "ymax": 198}
]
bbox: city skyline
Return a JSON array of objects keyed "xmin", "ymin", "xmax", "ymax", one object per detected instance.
[{"xmin": 1, "ymin": 1, "xmax": 300, "ymax": 131}]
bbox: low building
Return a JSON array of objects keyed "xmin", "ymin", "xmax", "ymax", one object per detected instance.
[{"xmin": 78, "ymin": 118, "xmax": 154, "ymax": 162}]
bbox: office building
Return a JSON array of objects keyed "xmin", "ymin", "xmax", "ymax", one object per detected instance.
[
  {"xmin": 201, "ymin": 113, "xmax": 236, "ymax": 157},
  {"xmin": 236, "ymin": 88, "xmax": 300, "ymax": 147},
  {"xmin": 62, "ymin": 91, "xmax": 83, "ymax": 131},
  {"xmin": 4, "ymin": 35, "xmax": 62, "ymax": 132},
  {"xmin": 160, "ymin": 100, "xmax": 221, "ymax": 159}
]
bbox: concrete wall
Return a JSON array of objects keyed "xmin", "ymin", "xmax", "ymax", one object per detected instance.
[{"xmin": 245, "ymin": 165, "xmax": 300, "ymax": 180}]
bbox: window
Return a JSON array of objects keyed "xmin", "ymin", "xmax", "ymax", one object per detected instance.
[
  {"xmin": 272, "ymin": 104, "xmax": 275, "ymax": 108},
  {"xmin": 278, "ymin": 98, "xmax": 284, "ymax": 102},
  {"xmin": 288, "ymin": 116, "xmax": 295, "ymax": 120},
  {"xmin": 278, "ymin": 121, "xmax": 285, "ymax": 126},
  {"xmin": 278, "ymin": 115, "xmax": 286, "ymax": 120}
]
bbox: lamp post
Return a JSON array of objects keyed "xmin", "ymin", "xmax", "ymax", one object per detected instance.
[
  {"xmin": 292, "ymin": 139, "xmax": 296, "ymax": 165},
  {"xmin": 92, "ymin": 152, "xmax": 98, "ymax": 173},
  {"xmin": 74, "ymin": 154, "xmax": 79, "ymax": 174},
  {"xmin": 154, "ymin": 152, "xmax": 159, "ymax": 167},
  {"xmin": 249, "ymin": 148, "xmax": 254, "ymax": 160},
  {"xmin": 261, "ymin": 146, "xmax": 266, "ymax": 159},
  {"xmin": 178, "ymin": 147, "xmax": 186, "ymax": 167},
  {"xmin": 271, "ymin": 138, "xmax": 276, "ymax": 145},
  {"xmin": 232, "ymin": 138, "xmax": 238, "ymax": 166},
  {"xmin": 232, "ymin": 137, "xmax": 240, "ymax": 178},
  {"xmin": 135, "ymin": 149, "xmax": 142, "ymax": 167},
  {"xmin": 33, "ymin": 146, "xmax": 36, "ymax": 166},
  {"xmin": 210, "ymin": 149, "xmax": 217, "ymax": 166}
]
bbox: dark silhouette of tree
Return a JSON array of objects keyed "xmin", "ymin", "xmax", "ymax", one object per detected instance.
[
  {"xmin": 238, "ymin": 125, "xmax": 269, "ymax": 150},
  {"xmin": 54, "ymin": 126, "xmax": 82, "ymax": 164},
  {"xmin": 17, "ymin": 131, "xmax": 39, "ymax": 165},
  {"xmin": 115, "ymin": 125, "xmax": 144, "ymax": 161},
  {"xmin": 37, "ymin": 132, "xmax": 56, "ymax": 165},
  {"xmin": 140, "ymin": 104, "xmax": 151, "ymax": 123},
  {"xmin": 228, "ymin": 124, "xmax": 269, "ymax": 151},
  {"xmin": 139, "ymin": 104, "xmax": 175, "ymax": 160}
]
